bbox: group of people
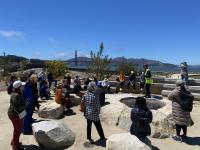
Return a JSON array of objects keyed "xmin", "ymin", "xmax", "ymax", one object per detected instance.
[
  {"xmin": 118, "ymin": 64, "xmax": 153, "ymax": 98},
  {"xmin": 7, "ymin": 73, "xmax": 39, "ymax": 150},
  {"xmin": 7, "ymin": 63, "xmax": 194, "ymax": 150}
]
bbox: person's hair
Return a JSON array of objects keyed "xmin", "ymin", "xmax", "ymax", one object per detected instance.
[
  {"xmin": 135, "ymin": 97, "xmax": 148, "ymax": 110},
  {"xmin": 10, "ymin": 75, "xmax": 17, "ymax": 82}
]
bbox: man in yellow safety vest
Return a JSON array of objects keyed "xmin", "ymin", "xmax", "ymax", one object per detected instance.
[{"xmin": 143, "ymin": 64, "xmax": 153, "ymax": 98}]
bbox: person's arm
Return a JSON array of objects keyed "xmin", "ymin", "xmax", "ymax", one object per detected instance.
[
  {"xmin": 168, "ymin": 89, "xmax": 176, "ymax": 100},
  {"xmin": 131, "ymin": 109, "xmax": 137, "ymax": 122},
  {"xmin": 147, "ymin": 110, "xmax": 153, "ymax": 123}
]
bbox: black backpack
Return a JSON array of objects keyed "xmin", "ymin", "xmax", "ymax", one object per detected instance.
[{"xmin": 179, "ymin": 92, "xmax": 194, "ymax": 112}]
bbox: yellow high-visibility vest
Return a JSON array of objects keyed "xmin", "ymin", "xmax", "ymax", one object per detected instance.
[{"xmin": 145, "ymin": 69, "xmax": 153, "ymax": 84}]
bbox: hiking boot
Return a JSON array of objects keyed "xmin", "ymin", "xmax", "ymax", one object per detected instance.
[{"xmin": 172, "ymin": 136, "xmax": 182, "ymax": 142}]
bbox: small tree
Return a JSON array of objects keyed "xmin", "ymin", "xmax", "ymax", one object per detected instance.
[
  {"xmin": 89, "ymin": 42, "xmax": 111, "ymax": 80},
  {"xmin": 45, "ymin": 60, "xmax": 68, "ymax": 78},
  {"xmin": 117, "ymin": 60, "xmax": 137, "ymax": 75}
]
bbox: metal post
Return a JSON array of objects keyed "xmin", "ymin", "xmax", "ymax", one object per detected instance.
[{"xmin": 75, "ymin": 50, "xmax": 77, "ymax": 66}]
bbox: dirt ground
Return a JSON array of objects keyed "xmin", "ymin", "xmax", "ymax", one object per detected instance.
[{"xmin": 0, "ymin": 91, "xmax": 200, "ymax": 150}]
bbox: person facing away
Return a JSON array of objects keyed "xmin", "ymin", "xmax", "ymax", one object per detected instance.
[
  {"xmin": 8, "ymin": 81, "xmax": 26, "ymax": 150},
  {"xmin": 180, "ymin": 62, "xmax": 188, "ymax": 84},
  {"xmin": 168, "ymin": 80, "xmax": 194, "ymax": 142},
  {"xmin": 82, "ymin": 81, "xmax": 106, "ymax": 144},
  {"xmin": 130, "ymin": 97, "xmax": 152, "ymax": 140},
  {"xmin": 143, "ymin": 64, "xmax": 153, "ymax": 98}
]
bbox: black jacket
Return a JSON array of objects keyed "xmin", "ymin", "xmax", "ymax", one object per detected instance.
[{"xmin": 130, "ymin": 107, "xmax": 152, "ymax": 137}]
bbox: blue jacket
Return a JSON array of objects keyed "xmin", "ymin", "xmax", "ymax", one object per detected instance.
[{"xmin": 23, "ymin": 82, "xmax": 34, "ymax": 104}]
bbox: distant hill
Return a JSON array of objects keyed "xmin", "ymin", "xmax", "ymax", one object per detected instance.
[
  {"xmin": 65, "ymin": 56, "xmax": 200, "ymax": 73},
  {"xmin": 0, "ymin": 55, "xmax": 45, "ymax": 72},
  {"xmin": 0, "ymin": 55, "xmax": 200, "ymax": 73}
]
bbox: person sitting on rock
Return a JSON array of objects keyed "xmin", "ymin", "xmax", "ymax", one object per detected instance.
[
  {"xmin": 101, "ymin": 78, "xmax": 110, "ymax": 94},
  {"xmin": 130, "ymin": 97, "xmax": 152, "ymax": 142},
  {"xmin": 73, "ymin": 75, "xmax": 82, "ymax": 94},
  {"xmin": 168, "ymin": 80, "xmax": 194, "ymax": 142},
  {"xmin": 55, "ymin": 81, "xmax": 71, "ymax": 112}
]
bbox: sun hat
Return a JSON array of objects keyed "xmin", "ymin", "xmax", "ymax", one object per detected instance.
[{"xmin": 13, "ymin": 81, "xmax": 22, "ymax": 89}]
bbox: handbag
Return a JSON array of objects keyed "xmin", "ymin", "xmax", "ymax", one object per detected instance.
[
  {"xmin": 18, "ymin": 110, "xmax": 27, "ymax": 119},
  {"xmin": 80, "ymin": 101, "xmax": 85, "ymax": 112},
  {"xmin": 14, "ymin": 109, "xmax": 27, "ymax": 119}
]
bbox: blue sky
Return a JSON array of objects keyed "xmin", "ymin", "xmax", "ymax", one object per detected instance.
[{"xmin": 0, "ymin": 0, "xmax": 200, "ymax": 65}]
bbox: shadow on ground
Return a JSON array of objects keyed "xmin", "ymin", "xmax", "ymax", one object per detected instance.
[
  {"xmin": 65, "ymin": 109, "xmax": 76, "ymax": 116},
  {"xmin": 152, "ymin": 145, "xmax": 160, "ymax": 150},
  {"xmin": 183, "ymin": 136, "xmax": 200, "ymax": 146},
  {"xmin": 23, "ymin": 145, "xmax": 65, "ymax": 150}
]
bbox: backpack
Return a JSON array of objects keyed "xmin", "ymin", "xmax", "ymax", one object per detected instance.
[{"xmin": 179, "ymin": 92, "xmax": 194, "ymax": 112}]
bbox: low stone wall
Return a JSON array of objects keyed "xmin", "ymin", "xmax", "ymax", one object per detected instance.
[{"xmin": 162, "ymin": 90, "xmax": 200, "ymax": 101}]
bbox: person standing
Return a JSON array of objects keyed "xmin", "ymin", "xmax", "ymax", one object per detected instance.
[
  {"xmin": 8, "ymin": 81, "xmax": 26, "ymax": 150},
  {"xmin": 168, "ymin": 80, "xmax": 194, "ymax": 142},
  {"xmin": 82, "ymin": 81, "xmax": 106, "ymax": 144},
  {"xmin": 143, "ymin": 64, "xmax": 153, "ymax": 98},
  {"xmin": 47, "ymin": 71, "xmax": 53, "ymax": 89},
  {"xmin": 140, "ymin": 72, "xmax": 145, "ymax": 91},
  {"xmin": 180, "ymin": 62, "xmax": 188, "ymax": 84},
  {"xmin": 127, "ymin": 71, "xmax": 136, "ymax": 93},
  {"xmin": 23, "ymin": 74, "xmax": 37, "ymax": 134},
  {"xmin": 130, "ymin": 97, "xmax": 152, "ymax": 142},
  {"xmin": 7, "ymin": 75, "xmax": 17, "ymax": 95}
]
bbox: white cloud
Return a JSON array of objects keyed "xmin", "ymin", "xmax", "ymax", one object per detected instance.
[{"xmin": 0, "ymin": 30, "xmax": 26, "ymax": 40}]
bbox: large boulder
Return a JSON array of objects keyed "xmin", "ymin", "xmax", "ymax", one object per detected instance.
[
  {"xmin": 106, "ymin": 133, "xmax": 151, "ymax": 150},
  {"xmin": 117, "ymin": 106, "xmax": 132, "ymax": 130},
  {"xmin": 101, "ymin": 102, "xmax": 124, "ymax": 126},
  {"xmin": 70, "ymin": 94, "xmax": 82, "ymax": 106},
  {"xmin": 38, "ymin": 101, "xmax": 65, "ymax": 119},
  {"xmin": 32, "ymin": 121, "xmax": 75, "ymax": 149}
]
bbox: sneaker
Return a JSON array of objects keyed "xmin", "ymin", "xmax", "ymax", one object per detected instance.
[
  {"xmin": 88, "ymin": 139, "xmax": 95, "ymax": 144},
  {"xmin": 172, "ymin": 136, "xmax": 182, "ymax": 142}
]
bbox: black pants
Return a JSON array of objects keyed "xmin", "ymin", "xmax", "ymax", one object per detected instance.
[
  {"xmin": 176, "ymin": 124, "xmax": 187, "ymax": 136},
  {"xmin": 87, "ymin": 119, "xmax": 105, "ymax": 140},
  {"xmin": 145, "ymin": 84, "xmax": 151, "ymax": 98}
]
